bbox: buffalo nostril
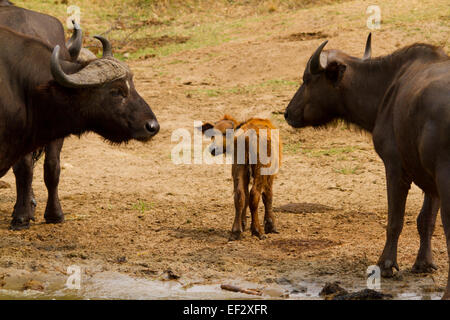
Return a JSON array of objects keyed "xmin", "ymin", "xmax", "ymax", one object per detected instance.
[{"xmin": 145, "ymin": 120, "xmax": 160, "ymax": 136}]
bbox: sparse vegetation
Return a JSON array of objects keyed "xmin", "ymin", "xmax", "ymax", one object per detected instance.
[
  {"xmin": 285, "ymin": 144, "xmax": 361, "ymax": 156},
  {"xmin": 132, "ymin": 199, "xmax": 154, "ymax": 214},
  {"xmin": 333, "ymin": 165, "xmax": 363, "ymax": 175},
  {"xmin": 186, "ymin": 79, "xmax": 298, "ymax": 97},
  {"xmin": 13, "ymin": 0, "xmax": 449, "ymax": 61}
]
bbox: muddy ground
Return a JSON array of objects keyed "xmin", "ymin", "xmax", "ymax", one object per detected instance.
[{"xmin": 0, "ymin": 0, "xmax": 449, "ymax": 299}]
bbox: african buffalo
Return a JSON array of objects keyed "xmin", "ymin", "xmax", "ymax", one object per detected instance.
[
  {"xmin": 284, "ymin": 35, "xmax": 449, "ymax": 299},
  {"xmin": 0, "ymin": 28, "xmax": 160, "ymax": 225},
  {"xmin": 0, "ymin": 3, "xmax": 83, "ymax": 229}
]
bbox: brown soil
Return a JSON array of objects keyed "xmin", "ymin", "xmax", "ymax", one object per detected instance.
[
  {"xmin": 0, "ymin": 0, "xmax": 449, "ymax": 298},
  {"xmin": 279, "ymin": 31, "xmax": 329, "ymax": 42}
]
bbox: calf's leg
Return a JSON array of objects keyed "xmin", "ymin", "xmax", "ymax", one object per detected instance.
[
  {"xmin": 249, "ymin": 181, "xmax": 265, "ymax": 240},
  {"xmin": 377, "ymin": 164, "xmax": 411, "ymax": 277},
  {"xmin": 43, "ymin": 139, "xmax": 65, "ymax": 224},
  {"xmin": 11, "ymin": 153, "xmax": 36, "ymax": 230},
  {"xmin": 262, "ymin": 177, "xmax": 278, "ymax": 234},
  {"xmin": 230, "ymin": 166, "xmax": 248, "ymax": 241},
  {"xmin": 241, "ymin": 181, "xmax": 249, "ymax": 232},
  {"xmin": 412, "ymin": 194, "xmax": 439, "ymax": 273}
]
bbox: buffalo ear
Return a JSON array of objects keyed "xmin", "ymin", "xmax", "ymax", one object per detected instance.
[
  {"xmin": 325, "ymin": 61, "xmax": 346, "ymax": 84},
  {"xmin": 196, "ymin": 122, "xmax": 214, "ymax": 135}
]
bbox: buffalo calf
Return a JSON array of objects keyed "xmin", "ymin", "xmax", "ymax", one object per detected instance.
[{"xmin": 199, "ymin": 115, "xmax": 282, "ymax": 240}]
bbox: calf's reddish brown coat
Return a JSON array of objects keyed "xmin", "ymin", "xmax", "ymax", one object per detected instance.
[{"xmin": 200, "ymin": 115, "xmax": 282, "ymax": 240}]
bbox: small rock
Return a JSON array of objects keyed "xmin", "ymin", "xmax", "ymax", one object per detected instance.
[
  {"xmin": 264, "ymin": 278, "xmax": 274, "ymax": 284},
  {"xmin": 291, "ymin": 287, "xmax": 307, "ymax": 294},
  {"xmin": 117, "ymin": 256, "xmax": 127, "ymax": 264},
  {"xmin": 0, "ymin": 181, "xmax": 11, "ymax": 189},
  {"xmin": 62, "ymin": 163, "xmax": 73, "ymax": 170},
  {"xmin": 333, "ymin": 289, "xmax": 393, "ymax": 300},
  {"xmin": 165, "ymin": 269, "xmax": 180, "ymax": 280},
  {"xmin": 275, "ymin": 277, "xmax": 291, "ymax": 285},
  {"xmin": 319, "ymin": 281, "xmax": 348, "ymax": 298},
  {"xmin": 141, "ymin": 269, "xmax": 158, "ymax": 276},
  {"xmin": 275, "ymin": 277, "xmax": 307, "ymax": 294},
  {"xmin": 79, "ymin": 253, "xmax": 88, "ymax": 260},
  {"xmin": 23, "ymin": 279, "xmax": 44, "ymax": 291}
]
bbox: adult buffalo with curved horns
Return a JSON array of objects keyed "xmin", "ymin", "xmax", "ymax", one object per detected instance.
[
  {"xmin": 0, "ymin": 27, "xmax": 160, "ymax": 227},
  {"xmin": 284, "ymin": 34, "xmax": 450, "ymax": 299},
  {"xmin": 0, "ymin": 3, "xmax": 84, "ymax": 230}
]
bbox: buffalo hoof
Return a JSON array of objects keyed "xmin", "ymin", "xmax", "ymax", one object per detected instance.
[
  {"xmin": 44, "ymin": 203, "xmax": 65, "ymax": 224},
  {"xmin": 229, "ymin": 231, "xmax": 242, "ymax": 241},
  {"xmin": 10, "ymin": 201, "xmax": 36, "ymax": 231},
  {"xmin": 10, "ymin": 216, "xmax": 34, "ymax": 230},
  {"xmin": 44, "ymin": 214, "xmax": 65, "ymax": 224},
  {"xmin": 251, "ymin": 228, "xmax": 266, "ymax": 240},
  {"xmin": 379, "ymin": 260, "xmax": 399, "ymax": 278},
  {"xmin": 264, "ymin": 222, "xmax": 279, "ymax": 234},
  {"xmin": 411, "ymin": 261, "xmax": 437, "ymax": 274}
]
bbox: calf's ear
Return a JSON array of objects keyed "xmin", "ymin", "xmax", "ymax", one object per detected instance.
[
  {"xmin": 196, "ymin": 122, "xmax": 214, "ymax": 135},
  {"xmin": 325, "ymin": 61, "xmax": 346, "ymax": 84}
]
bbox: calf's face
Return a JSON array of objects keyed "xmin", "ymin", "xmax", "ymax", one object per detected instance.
[
  {"xmin": 284, "ymin": 41, "xmax": 347, "ymax": 128},
  {"xmin": 199, "ymin": 118, "xmax": 236, "ymax": 156}
]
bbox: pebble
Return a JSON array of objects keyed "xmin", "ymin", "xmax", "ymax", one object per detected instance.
[
  {"xmin": 23, "ymin": 279, "xmax": 44, "ymax": 291},
  {"xmin": 62, "ymin": 163, "xmax": 74, "ymax": 170}
]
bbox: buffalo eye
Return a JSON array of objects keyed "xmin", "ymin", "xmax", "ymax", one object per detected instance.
[{"xmin": 110, "ymin": 88, "xmax": 125, "ymax": 97}]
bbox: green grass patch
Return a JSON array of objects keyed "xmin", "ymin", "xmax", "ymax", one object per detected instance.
[
  {"xmin": 284, "ymin": 142, "xmax": 303, "ymax": 154},
  {"xmin": 187, "ymin": 78, "xmax": 299, "ymax": 97},
  {"xmin": 332, "ymin": 165, "xmax": 363, "ymax": 175},
  {"xmin": 298, "ymin": 146, "xmax": 359, "ymax": 157},
  {"xmin": 132, "ymin": 200, "xmax": 154, "ymax": 214}
]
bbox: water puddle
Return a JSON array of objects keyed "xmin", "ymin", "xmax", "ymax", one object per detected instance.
[{"xmin": 0, "ymin": 271, "xmax": 443, "ymax": 300}]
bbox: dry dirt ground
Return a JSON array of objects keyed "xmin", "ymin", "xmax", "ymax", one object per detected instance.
[{"xmin": 0, "ymin": 0, "xmax": 449, "ymax": 298}]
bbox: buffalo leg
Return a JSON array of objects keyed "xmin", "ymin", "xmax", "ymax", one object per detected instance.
[
  {"xmin": 437, "ymin": 166, "xmax": 450, "ymax": 300},
  {"xmin": 262, "ymin": 178, "xmax": 278, "ymax": 234},
  {"xmin": 43, "ymin": 139, "xmax": 65, "ymax": 224},
  {"xmin": 11, "ymin": 154, "xmax": 36, "ymax": 230},
  {"xmin": 377, "ymin": 164, "xmax": 411, "ymax": 277},
  {"xmin": 412, "ymin": 194, "xmax": 439, "ymax": 273}
]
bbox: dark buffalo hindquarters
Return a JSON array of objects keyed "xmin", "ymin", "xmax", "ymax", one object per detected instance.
[{"xmin": 284, "ymin": 36, "xmax": 450, "ymax": 299}]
